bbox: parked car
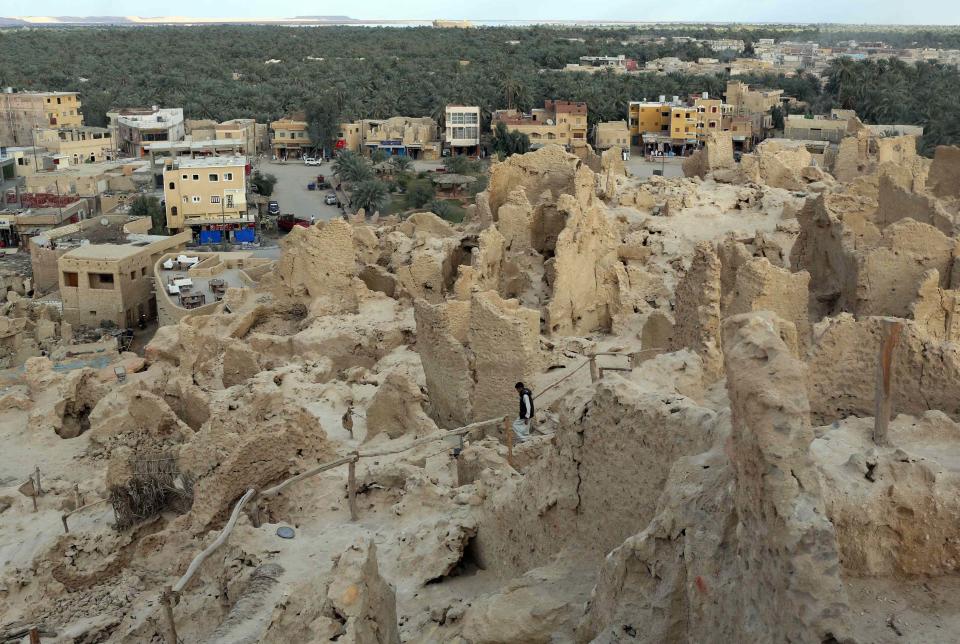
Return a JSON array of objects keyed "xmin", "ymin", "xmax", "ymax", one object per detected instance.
[
  {"xmin": 303, "ymin": 157, "xmax": 321, "ymax": 166},
  {"xmin": 325, "ymin": 192, "xmax": 338, "ymax": 205},
  {"xmin": 268, "ymin": 201, "xmax": 280, "ymax": 215}
]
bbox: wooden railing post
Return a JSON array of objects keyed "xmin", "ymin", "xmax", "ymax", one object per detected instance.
[
  {"xmin": 588, "ymin": 355, "xmax": 599, "ymax": 382},
  {"xmin": 161, "ymin": 586, "xmax": 178, "ymax": 644},
  {"xmin": 347, "ymin": 454, "xmax": 358, "ymax": 522},
  {"xmin": 503, "ymin": 416, "xmax": 514, "ymax": 468},
  {"xmin": 873, "ymin": 319, "xmax": 902, "ymax": 446}
]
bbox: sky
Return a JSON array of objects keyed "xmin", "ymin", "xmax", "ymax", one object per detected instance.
[{"xmin": 4, "ymin": 0, "xmax": 958, "ymax": 25}]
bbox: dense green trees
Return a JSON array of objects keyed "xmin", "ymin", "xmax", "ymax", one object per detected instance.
[
  {"xmin": 0, "ymin": 25, "xmax": 957, "ymax": 153},
  {"xmin": 249, "ymin": 171, "xmax": 277, "ymax": 197},
  {"xmin": 491, "ymin": 122, "xmax": 531, "ymax": 158},
  {"xmin": 350, "ymin": 179, "xmax": 389, "ymax": 214},
  {"xmin": 129, "ymin": 195, "xmax": 165, "ymax": 234},
  {"xmin": 305, "ymin": 96, "xmax": 340, "ymax": 158}
]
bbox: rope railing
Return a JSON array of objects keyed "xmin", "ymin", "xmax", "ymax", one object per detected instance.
[{"xmin": 158, "ymin": 349, "xmax": 637, "ymax": 643}]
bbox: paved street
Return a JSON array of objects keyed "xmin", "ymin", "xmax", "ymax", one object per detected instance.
[
  {"xmin": 625, "ymin": 152, "xmax": 684, "ymax": 179},
  {"xmin": 263, "ymin": 159, "xmax": 344, "ymax": 222}
]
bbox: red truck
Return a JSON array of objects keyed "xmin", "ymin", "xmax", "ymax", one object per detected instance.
[{"xmin": 277, "ymin": 214, "xmax": 311, "ymax": 232}]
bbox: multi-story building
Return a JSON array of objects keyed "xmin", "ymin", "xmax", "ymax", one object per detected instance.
[
  {"xmin": 112, "ymin": 107, "xmax": 185, "ymax": 157},
  {"xmin": 724, "ymin": 81, "xmax": 784, "ymax": 116},
  {"xmin": 359, "ymin": 116, "xmax": 441, "ymax": 160},
  {"xmin": 58, "ymin": 230, "xmax": 191, "ymax": 327},
  {"xmin": 270, "ymin": 114, "xmax": 310, "ymax": 159},
  {"xmin": 444, "ymin": 105, "xmax": 481, "ymax": 156},
  {"xmin": 215, "ymin": 119, "xmax": 259, "ymax": 155},
  {"xmin": 492, "ymin": 100, "xmax": 588, "ymax": 150},
  {"xmin": 0, "ymin": 90, "xmax": 83, "ymax": 146},
  {"xmin": 162, "ymin": 156, "xmax": 250, "ymax": 235},
  {"xmin": 33, "ymin": 126, "xmax": 114, "ymax": 166},
  {"xmin": 593, "ymin": 121, "xmax": 630, "ymax": 151},
  {"xmin": 628, "ymin": 98, "xmax": 697, "ymax": 150}
]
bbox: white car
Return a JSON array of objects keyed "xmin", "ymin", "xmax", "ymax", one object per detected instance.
[{"xmin": 303, "ymin": 157, "xmax": 321, "ymax": 166}]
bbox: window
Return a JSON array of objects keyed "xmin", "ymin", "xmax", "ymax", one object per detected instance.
[
  {"xmin": 182, "ymin": 174, "xmax": 188, "ymax": 180},
  {"xmin": 182, "ymin": 196, "xmax": 189, "ymax": 203},
  {"xmin": 224, "ymin": 172, "xmax": 233, "ymax": 181},
  {"xmin": 225, "ymin": 194, "xmax": 234, "ymax": 208},
  {"xmin": 141, "ymin": 267, "xmax": 147, "ymax": 276},
  {"xmin": 168, "ymin": 181, "xmax": 175, "ymax": 189},
  {"xmin": 89, "ymin": 310, "xmax": 96, "ymax": 317},
  {"xmin": 192, "ymin": 196, "xmax": 201, "ymax": 203},
  {"xmin": 88, "ymin": 272, "xmax": 115, "ymax": 290},
  {"xmin": 192, "ymin": 174, "xmax": 199, "ymax": 180},
  {"xmin": 211, "ymin": 195, "xmax": 221, "ymax": 204},
  {"xmin": 465, "ymin": 113, "xmax": 478, "ymax": 124},
  {"xmin": 130, "ymin": 271, "xmax": 137, "ymax": 280},
  {"xmin": 63, "ymin": 271, "xmax": 79, "ymax": 287},
  {"xmin": 57, "ymin": 97, "xmax": 61, "ymax": 104},
  {"xmin": 208, "ymin": 174, "xmax": 219, "ymax": 182}
]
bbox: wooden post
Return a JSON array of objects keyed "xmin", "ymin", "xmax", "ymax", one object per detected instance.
[
  {"xmin": 61, "ymin": 514, "xmax": 69, "ymax": 533},
  {"xmin": 31, "ymin": 492, "xmax": 37, "ymax": 512},
  {"xmin": 588, "ymin": 355, "xmax": 599, "ymax": 383},
  {"xmin": 34, "ymin": 466, "xmax": 42, "ymax": 495},
  {"xmin": 28, "ymin": 627, "xmax": 40, "ymax": 644},
  {"xmin": 347, "ymin": 455, "xmax": 358, "ymax": 522},
  {"xmin": 873, "ymin": 319, "xmax": 902, "ymax": 446},
  {"xmin": 161, "ymin": 586, "xmax": 178, "ymax": 644},
  {"xmin": 503, "ymin": 416, "xmax": 514, "ymax": 468}
]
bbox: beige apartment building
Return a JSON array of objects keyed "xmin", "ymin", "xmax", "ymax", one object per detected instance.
[
  {"xmin": 359, "ymin": 116, "xmax": 441, "ymax": 160},
  {"xmin": 724, "ymin": 80, "xmax": 784, "ymax": 115},
  {"xmin": 593, "ymin": 121, "xmax": 630, "ymax": 151},
  {"xmin": 34, "ymin": 126, "xmax": 114, "ymax": 165},
  {"xmin": 58, "ymin": 230, "xmax": 191, "ymax": 327},
  {"xmin": 0, "ymin": 90, "xmax": 84, "ymax": 146},
  {"xmin": 270, "ymin": 115, "xmax": 310, "ymax": 159},
  {"xmin": 492, "ymin": 100, "xmax": 588, "ymax": 150},
  {"xmin": 215, "ymin": 119, "xmax": 259, "ymax": 155},
  {"xmin": 336, "ymin": 122, "xmax": 362, "ymax": 154},
  {"xmin": 162, "ymin": 156, "xmax": 249, "ymax": 232}
]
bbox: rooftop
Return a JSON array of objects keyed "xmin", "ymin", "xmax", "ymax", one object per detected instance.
[
  {"xmin": 171, "ymin": 155, "xmax": 248, "ymax": 169},
  {"xmin": 62, "ymin": 234, "xmax": 171, "ymax": 260},
  {"xmin": 146, "ymin": 139, "xmax": 246, "ymax": 152},
  {"xmin": 117, "ymin": 107, "xmax": 184, "ymax": 128},
  {"xmin": 2, "ymin": 90, "xmax": 79, "ymax": 97}
]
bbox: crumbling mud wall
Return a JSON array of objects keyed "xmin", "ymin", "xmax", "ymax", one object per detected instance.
[
  {"xmin": 484, "ymin": 145, "xmax": 582, "ymax": 218},
  {"xmin": 740, "ymin": 139, "xmax": 822, "ymax": 191},
  {"xmin": 267, "ymin": 219, "xmax": 361, "ymax": 316},
  {"xmin": 545, "ymin": 194, "xmax": 622, "ymax": 336},
  {"xmin": 725, "ymin": 257, "xmax": 811, "ymax": 347},
  {"xmin": 927, "ymin": 145, "xmax": 960, "ymax": 200},
  {"xmin": 808, "ymin": 314, "xmax": 960, "ymax": 424},
  {"xmin": 910, "ymin": 270, "xmax": 960, "ymax": 342},
  {"xmin": 473, "ymin": 375, "xmax": 717, "ymax": 579},
  {"xmin": 669, "ymin": 242, "xmax": 723, "ymax": 380},
  {"xmin": 682, "ymin": 131, "xmax": 735, "ymax": 180},
  {"xmin": 580, "ymin": 313, "xmax": 850, "ymax": 643},
  {"xmin": 812, "ymin": 412, "xmax": 960, "ymax": 578},
  {"xmin": 415, "ymin": 290, "xmax": 540, "ymax": 426}
]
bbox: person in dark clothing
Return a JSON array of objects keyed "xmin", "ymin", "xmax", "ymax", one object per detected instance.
[{"xmin": 513, "ymin": 382, "xmax": 534, "ymax": 442}]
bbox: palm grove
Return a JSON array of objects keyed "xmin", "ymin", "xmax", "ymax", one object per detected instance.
[{"xmin": 1, "ymin": 25, "xmax": 958, "ymax": 153}]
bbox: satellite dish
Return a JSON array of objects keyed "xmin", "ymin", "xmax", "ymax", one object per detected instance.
[{"xmin": 100, "ymin": 217, "xmax": 109, "ymax": 226}]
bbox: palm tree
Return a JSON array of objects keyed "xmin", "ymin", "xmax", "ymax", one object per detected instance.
[
  {"xmin": 350, "ymin": 179, "xmax": 389, "ymax": 215},
  {"xmin": 333, "ymin": 151, "xmax": 374, "ymax": 184},
  {"xmin": 390, "ymin": 155, "xmax": 413, "ymax": 174},
  {"xmin": 370, "ymin": 149, "xmax": 388, "ymax": 164}
]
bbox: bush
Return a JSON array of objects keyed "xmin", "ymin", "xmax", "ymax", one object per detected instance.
[
  {"xmin": 428, "ymin": 199, "xmax": 465, "ymax": 223},
  {"xmin": 405, "ymin": 177, "xmax": 436, "ymax": 209}
]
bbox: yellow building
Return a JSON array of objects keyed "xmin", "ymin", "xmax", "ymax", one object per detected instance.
[
  {"xmin": 34, "ymin": 126, "xmax": 114, "ymax": 165},
  {"xmin": 693, "ymin": 96, "xmax": 724, "ymax": 140},
  {"xmin": 628, "ymin": 100, "xmax": 698, "ymax": 150},
  {"xmin": 0, "ymin": 91, "xmax": 83, "ymax": 146},
  {"xmin": 492, "ymin": 100, "xmax": 588, "ymax": 150},
  {"xmin": 270, "ymin": 115, "xmax": 310, "ymax": 159},
  {"xmin": 162, "ymin": 156, "xmax": 250, "ymax": 233}
]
